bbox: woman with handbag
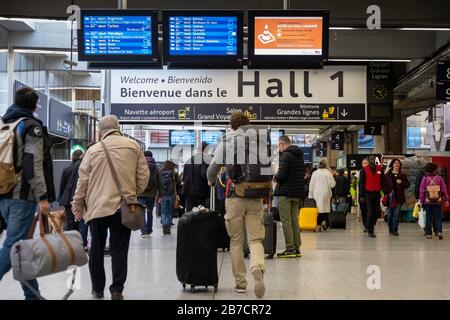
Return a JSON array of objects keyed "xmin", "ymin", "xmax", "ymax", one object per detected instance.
[
  {"xmin": 386, "ymin": 159, "xmax": 410, "ymax": 236},
  {"xmin": 419, "ymin": 163, "xmax": 449, "ymax": 240},
  {"xmin": 157, "ymin": 161, "xmax": 178, "ymax": 235}
]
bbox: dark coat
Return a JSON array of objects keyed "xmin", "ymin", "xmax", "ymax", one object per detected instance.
[
  {"xmin": 387, "ymin": 170, "xmax": 410, "ymax": 205},
  {"xmin": 274, "ymin": 145, "xmax": 305, "ymax": 198},
  {"xmin": 335, "ymin": 174, "xmax": 350, "ymax": 197},
  {"xmin": 182, "ymin": 153, "xmax": 211, "ymax": 198},
  {"xmin": 1, "ymin": 104, "xmax": 55, "ymax": 202},
  {"xmin": 59, "ymin": 160, "xmax": 81, "ymax": 206}
]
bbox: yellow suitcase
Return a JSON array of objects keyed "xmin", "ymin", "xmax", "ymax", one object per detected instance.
[{"xmin": 299, "ymin": 207, "xmax": 318, "ymax": 231}]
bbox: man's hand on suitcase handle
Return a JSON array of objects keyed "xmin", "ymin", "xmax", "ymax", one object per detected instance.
[{"xmin": 39, "ymin": 200, "xmax": 49, "ymax": 215}]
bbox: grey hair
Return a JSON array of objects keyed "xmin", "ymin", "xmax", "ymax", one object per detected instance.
[
  {"xmin": 319, "ymin": 158, "xmax": 328, "ymax": 169},
  {"xmin": 99, "ymin": 115, "xmax": 120, "ymax": 134}
]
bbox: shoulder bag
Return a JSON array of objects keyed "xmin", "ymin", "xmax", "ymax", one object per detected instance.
[{"xmin": 101, "ymin": 141, "xmax": 145, "ymax": 231}]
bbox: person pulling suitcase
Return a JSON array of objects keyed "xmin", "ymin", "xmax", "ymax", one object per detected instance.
[{"xmin": 207, "ymin": 112, "xmax": 271, "ymax": 298}]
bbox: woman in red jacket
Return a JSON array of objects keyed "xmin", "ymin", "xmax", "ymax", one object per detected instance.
[{"xmin": 386, "ymin": 159, "xmax": 410, "ymax": 236}]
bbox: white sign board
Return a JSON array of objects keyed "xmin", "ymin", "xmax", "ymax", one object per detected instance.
[{"xmin": 110, "ymin": 65, "xmax": 367, "ymax": 122}]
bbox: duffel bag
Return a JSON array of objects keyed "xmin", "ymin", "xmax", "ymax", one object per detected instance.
[{"xmin": 10, "ymin": 210, "xmax": 88, "ymax": 299}]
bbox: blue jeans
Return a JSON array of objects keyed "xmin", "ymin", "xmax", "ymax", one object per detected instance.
[
  {"xmin": 0, "ymin": 199, "xmax": 40, "ymax": 300},
  {"xmin": 387, "ymin": 205, "xmax": 401, "ymax": 233},
  {"xmin": 138, "ymin": 196, "xmax": 155, "ymax": 234},
  {"xmin": 160, "ymin": 195, "xmax": 174, "ymax": 227},
  {"xmin": 424, "ymin": 204, "xmax": 442, "ymax": 235}
]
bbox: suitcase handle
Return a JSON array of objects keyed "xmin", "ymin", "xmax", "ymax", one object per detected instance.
[{"xmin": 210, "ymin": 186, "xmax": 215, "ymax": 211}]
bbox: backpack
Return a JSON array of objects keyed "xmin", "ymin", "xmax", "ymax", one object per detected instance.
[
  {"xmin": 160, "ymin": 170, "xmax": 174, "ymax": 196},
  {"xmin": 226, "ymin": 127, "xmax": 273, "ymax": 198},
  {"xmin": 0, "ymin": 118, "xmax": 26, "ymax": 195},
  {"xmin": 425, "ymin": 176, "xmax": 442, "ymax": 204}
]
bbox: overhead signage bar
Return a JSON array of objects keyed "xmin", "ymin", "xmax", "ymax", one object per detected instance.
[{"xmin": 110, "ymin": 65, "xmax": 367, "ymax": 123}]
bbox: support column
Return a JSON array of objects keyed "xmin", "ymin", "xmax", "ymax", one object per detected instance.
[
  {"xmin": 374, "ymin": 125, "xmax": 386, "ymax": 154},
  {"xmin": 7, "ymin": 41, "xmax": 14, "ymax": 106},
  {"xmin": 385, "ymin": 109, "xmax": 404, "ymax": 154}
]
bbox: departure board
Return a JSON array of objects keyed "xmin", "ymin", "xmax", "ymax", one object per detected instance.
[
  {"xmin": 83, "ymin": 15, "xmax": 153, "ymax": 55},
  {"xmin": 168, "ymin": 16, "xmax": 238, "ymax": 56}
]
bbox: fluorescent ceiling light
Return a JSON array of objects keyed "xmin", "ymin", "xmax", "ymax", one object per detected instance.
[
  {"xmin": 14, "ymin": 49, "xmax": 70, "ymax": 56},
  {"xmin": 329, "ymin": 58, "xmax": 411, "ymax": 62},
  {"xmin": 399, "ymin": 27, "xmax": 450, "ymax": 31},
  {"xmin": 329, "ymin": 27, "xmax": 356, "ymax": 30}
]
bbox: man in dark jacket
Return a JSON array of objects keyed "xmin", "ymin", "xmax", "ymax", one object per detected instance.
[
  {"xmin": 59, "ymin": 149, "xmax": 88, "ymax": 248},
  {"xmin": 0, "ymin": 87, "xmax": 54, "ymax": 300},
  {"xmin": 138, "ymin": 151, "xmax": 157, "ymax": 238},
  {"xmin": 335, "ymin": 169, "xmax": 350, "ymax": 204},
  {"xmin": 274, "ymin": 135, "xmax": 305, "ymax": 258},
  {"xmin": 183, "ymin": 142, "xmax": 211, "ymax": 212}
]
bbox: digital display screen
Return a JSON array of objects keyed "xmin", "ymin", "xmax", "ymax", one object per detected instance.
[
  {"xmin": 358, "ymin": 129, "xmax": 374, "ymax": 149},
  {"xmin": 168, "ymin": 16, "xmax": 238, "ymax": 56},
  {"xmin": 83, "ymin": 15, "xmax": 153, "ymax": 55},
  {"xmin": 253, "ymin": 16, "xmax": 323, "ymax": 56},
  {"xmin": 270, "ymin": 130, "xmax": 284, "ymax": 145},
  {"xmin": 169, "ymin": 130, "xmax": 195, "ymax": 146},
  {"xmin": 201, "ymin": 130, "xmax": 224, "ymax": 144}
]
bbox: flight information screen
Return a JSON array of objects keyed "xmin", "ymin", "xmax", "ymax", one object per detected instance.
[
  {"xmin": 201, "ymin": 130, "xmax": 224, "ymax": 145},
  {"xmin": 83, "ymin": 15, "xmax": 153, "ymax": 55},
  {"xmin": 168, "ymin": 16, "xmax": 238, "ymax": 56},
  {"xmin": 170, "ymin": 130, "xmax": 195, "ymax": 146}
]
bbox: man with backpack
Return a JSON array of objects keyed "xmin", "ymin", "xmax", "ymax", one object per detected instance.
[
  {"xmin": 0, "ymin": 87, "xmax": 54, "ymax": 300},
  {"xmin": 207, "ymin": 112, "xmax": 272, "ymax": 298},
  {"xmin": 138, "ymin": 151, "xmax": 157, "ymax": 238},
  {"xmin": 156, "ymin": 160, "xmax": 178, "ymax": 235}
]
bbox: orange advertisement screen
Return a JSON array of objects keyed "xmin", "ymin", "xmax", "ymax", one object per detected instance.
[{"xmin": 254, "ymin": 17, "xmax": 323, "ymax": 55}]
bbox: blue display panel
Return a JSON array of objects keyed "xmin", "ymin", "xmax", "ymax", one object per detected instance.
[
  {"xmin": 83, "ymin": 15, "xmax": 153, "ymax": 55},
  {"xmin": 169, "ymin": 130, "xmax": 195, "ymax": 146},
  {"xmin": 201, "ymin": 130, "xmax": 224, "ymax": 144},
  {"xmin": 168, "ymin": 16, "xmax": 238, "ymax": 56},
  {"xmin": 358, "ymin": 129, "xmax": 374, "ymax": 149},
  {"xmin": 270, "ymin": 130, "xmax": 284, "ymax": 145}
]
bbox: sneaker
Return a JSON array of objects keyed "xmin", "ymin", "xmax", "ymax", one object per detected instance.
[
  {"xmin": 368, "ymin": 233, "xmax": 376, "ymax": 238},
  {"xmin": 363, "ymin": 228, "xmax": 368, "ymax": 233},
  {"xmin": 141, "ymin": 234, "xmax": 147, "ymax": 239},
  {"xmin": 111, "ymin": 292, "xmax": 124, "ymax": 300},
  {"xmin": 391, "ymin": 231, "xmax": 399, "ymax": 236},
  {"xmin": 277, "ymin": 250, "xmax": 296, "ymax": 258},
  {"xmin": 252, "ymin": 268, "xmax": 265, "ymax": 298},
  {"xmin": 426, "ymin": 235, "xmax": 432, "ymax": 239},
  {"xmin": 295, "ymin": 249, "xmax": 302, "ymax": 258},
  {"xmin": 438, "ymin": 233, "xmax": 443, "ymax": 240},
  {"xmin": 321, "ymin": 221, "xmax": 327, "ymax": 231},
  {"xmin": 233, "ymin": 286, "xmax": 246, "ymax": 293},
  {"xmin": 92, "ymin": 291, "xmax": 104, "ymax": 299},
  {"xmin": 315, "ymin": 226, "xmax": 322, "ymax": 232}
]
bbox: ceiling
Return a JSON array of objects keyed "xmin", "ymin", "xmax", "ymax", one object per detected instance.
[{"xmin": 0, "ymin": 0, "xmax": 449, "ymax": 28}]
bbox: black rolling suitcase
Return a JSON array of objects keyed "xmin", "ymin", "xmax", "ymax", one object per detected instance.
[
  {"xmin": 329, "ymin": 203, "xmax": 349, "ymax": 229},
  {"xmin": 244, "ymin": 201, "xmax": 277, "ymax": 259},
  {"xmin": 176, "ymin": 188, "xmax": 219, "ymax": 292},
  {"xmin": 217, "ymin": 212, "xmax": 230, "ymax": 251}
]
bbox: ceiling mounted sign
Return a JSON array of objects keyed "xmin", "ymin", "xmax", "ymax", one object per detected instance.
[{"xmin": 110, "ymin": 65, "xmax": 367, "ymax": 122}]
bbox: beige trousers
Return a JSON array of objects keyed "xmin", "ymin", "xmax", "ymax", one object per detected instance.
[{"xmin": 225, "ymin": 197, "xmax": 265, "ymax": 288}]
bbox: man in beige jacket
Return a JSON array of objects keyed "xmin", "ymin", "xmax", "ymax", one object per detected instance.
[{"xmin": 72, "ymin": 115, "xmax": 149, "ymax": 300}]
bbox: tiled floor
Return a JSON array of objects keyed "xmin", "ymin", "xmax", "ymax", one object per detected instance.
[{"xmin": 1, "ymin": 215, "xmax": 450, "ymax": 300}]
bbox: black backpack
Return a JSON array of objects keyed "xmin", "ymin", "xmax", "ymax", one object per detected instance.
[{"xmin": 160, "ymin": 170, "xmax": 174, "ymax": 196}]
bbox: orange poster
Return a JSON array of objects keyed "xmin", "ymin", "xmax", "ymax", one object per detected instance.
[{"xmin": 254, "ymin": 17, "xmax": 323, "ymax": 55}]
